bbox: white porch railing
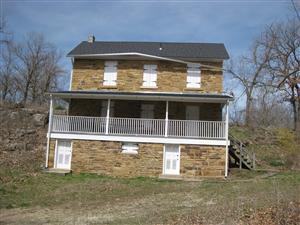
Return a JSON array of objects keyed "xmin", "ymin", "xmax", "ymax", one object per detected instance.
[
  {"xmin": 168, "ymin": 119, "xmax": 226, "ymax": 139},
  {"xmin": 52, "ymin": 115, "xmax": 106, "ymax": 134},
  {"xmin": 109, "ymin": 117, "xmax": 165, "ymax": 136},
  {"xmin": 51, "ymin": 115, "xmax": 226, "ymax": 139}
]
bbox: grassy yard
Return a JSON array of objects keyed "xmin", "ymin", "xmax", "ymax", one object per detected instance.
[{"xmin": 0, "ymin": 169, "xmax": 299, "ymax": 225}]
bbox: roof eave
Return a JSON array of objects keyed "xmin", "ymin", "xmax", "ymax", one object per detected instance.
[{"xmin": 48, "ymin": 91, "xmax": 233, "ymax": 103}]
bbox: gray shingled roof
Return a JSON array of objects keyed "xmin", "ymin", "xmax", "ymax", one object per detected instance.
[{"xmin": 67, "ymin": 41, "xmax": 229, "ymax": 60}]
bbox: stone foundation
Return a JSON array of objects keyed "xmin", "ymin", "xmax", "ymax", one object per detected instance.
[
  {"xmin": 48, "ymin": 139, "xmax": 226, "ymax": 178},
  {"xmin": 181, "ymin": 145, "xmax": 225, "ymax": 177}
]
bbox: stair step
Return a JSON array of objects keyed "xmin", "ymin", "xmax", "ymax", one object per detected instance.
[
  {"xmin": 159, "ymin": 174, "xmax": 183, "ymax": 180},
  {"xmin": 229, "ymin": 135, "xmax": 255, "ymax": 170},
  {"xmin": 43, "ymin": 168, "xmax": 71, "ymax": 176}
]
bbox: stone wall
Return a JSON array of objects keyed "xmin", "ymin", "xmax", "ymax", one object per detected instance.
[
  {"xmin": 49, "ymin": 139, "xmax": 225, "ymax": 178},
  {"xmin": 180, "ymin": 145, "xmax": 225, "ymax": 177},
  {"xmin": 48, "ymin": 140, "xmax": 56, "ymax": 168},
  {"xmin": 71, "ymin": 140, "xmax": 164, "ymax": 177},
  {"xmin": 69, "ymin": 99, "xmax": 222, "ymax": 121},
  {"xmin": 71, "ymin": 59, "xmax": 223, "ymax": 93},
  {"xmin": 0, "ymin": 106, "xmax": 48, "ymax": 171}
]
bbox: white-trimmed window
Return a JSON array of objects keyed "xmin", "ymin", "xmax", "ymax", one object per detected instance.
[
  {"xmin": 186, "ymin": 63, "xmax": 201, "ymax": 88},
  {"xmin": 103, "ymin": 61, "xmax": 118, "ymax": 86},
  {"xmin": 143, "ymin": 65, "xmax": 157, "ymax": 87}
]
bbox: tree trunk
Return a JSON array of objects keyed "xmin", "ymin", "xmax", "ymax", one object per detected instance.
[
  {"xmin": 245, "ymin": 90, "xmax": 253, "ymax": 127},
  {"xmin": 245, "ymin": 99, "xmax": 251, "ymax": 126},
  {"xmin": 296, "ymin": 92, "xmax": 300, "ymax": 143},
  {"xmin": 22, "ymin": 81, "xmax": 30, "ymax": 105}
]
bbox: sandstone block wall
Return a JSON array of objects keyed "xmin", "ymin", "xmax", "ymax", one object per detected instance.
[
  {"xmin": 48, "ymin": 140, "xmax": 56, "ymax": 168},
  {"xmin": 71, "ymin": 59, "xmax": 223, "ymax": 93},
  {"xmin": 48, "ymin": 139, "xmax": 226, "ymax": 178},
  {"xmin": 181, "ymin": 145, "xmax": 225, "ymax": 177},
  {"xmin": 71, "ymin": 140, "xmax": 164, "ymax": 177}
]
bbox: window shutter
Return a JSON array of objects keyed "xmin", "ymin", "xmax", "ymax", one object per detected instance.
[
  {"xmin": 143, "ymin": 64, "xmax": 157, "ymax": 87},
  {"xmin": 187, "ymin": 64, "xmax": 201, "ymax": 88},
  {"xmin": 104, "ymin": 61, "xmax": 118, "ymax": 86},
  {"xmin": 143, "ymin": 68, "xmax": 151, "ymax": 87}
]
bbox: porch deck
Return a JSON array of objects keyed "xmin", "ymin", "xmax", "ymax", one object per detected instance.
[{"xmin": 51, "ymin": 115, "xmax": 226, "ymax": 140}]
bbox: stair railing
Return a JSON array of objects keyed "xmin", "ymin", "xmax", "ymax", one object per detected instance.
[{"xmin": 229, "ymin": 134, "xmax": 256, "ymax": 170}]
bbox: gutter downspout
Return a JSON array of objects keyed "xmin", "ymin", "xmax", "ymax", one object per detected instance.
[
  {"xmin": 45, "ymin": 95, "xmax": 53, "ymax": 168},
  {"xmin": 225, "ymin": 100, "xmax": 229, "ymax": 178}
]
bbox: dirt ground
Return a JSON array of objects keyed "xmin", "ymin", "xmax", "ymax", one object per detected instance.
[{"xmin": 0, "ymin": 170, "xmax": 299, "ymax": 225}]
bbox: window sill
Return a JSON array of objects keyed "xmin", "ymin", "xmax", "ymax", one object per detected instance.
[
  {"xmin": 184, "ymin": 87, "xmax": 202, "ymax": 91},
  {"xmin": 102, "ymin": 85, "xmax": 118, "ymax": 89},
  {"xmin": 140, "ymin": 86, "xmax": 158, "ymax": 89}
]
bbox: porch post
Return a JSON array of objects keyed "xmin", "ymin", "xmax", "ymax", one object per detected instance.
[
  {"xmin": 45, "ymin": 95, "xmax": 53, "ymax": 168},
  {"xmin": 165, "ymin": 101, "xmax": 169, "ymax": 137},
  {"xmin": 225, "ymin": 100, "xmax": 229, "ymax": 178},
  {"xmin": 105, "ymin": 99, "xmax": 111, "ymax": 134}
]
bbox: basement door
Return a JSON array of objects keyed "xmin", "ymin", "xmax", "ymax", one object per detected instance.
[
  {"xmin": 163, "ymin": 144, "xmax": 180, "ymax": 175},
  {"xmin": 55, "ymin": 140, "xmax": 72, "ymax": 170}
]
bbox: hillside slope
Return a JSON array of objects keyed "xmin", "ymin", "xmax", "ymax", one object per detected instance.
[
  {"xmin": 230, "ymin": 125, "xmax": 299, "ymax": 170},
  {"xmin": 0, "ymin": 106, "xmax": 47, "ymax": 178}
]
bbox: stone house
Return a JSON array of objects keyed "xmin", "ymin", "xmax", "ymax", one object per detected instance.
[{"xmin": 46, "ymin": 37, "xmax": 233, "ymax": 179}]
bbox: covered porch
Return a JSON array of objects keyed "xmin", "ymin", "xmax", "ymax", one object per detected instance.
[{"xmin": 47, "ymin": 91, "xmax": 232, "ymax": 142}]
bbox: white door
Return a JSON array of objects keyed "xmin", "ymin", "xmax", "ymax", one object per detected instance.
[
  {"xmin": 185, "ymin": 105, "xmax": 200, "ymax": 137},
  {"xmin": 55, "ymin": 140, "xmax": 72, "ymax": 170},
  {"xmin": 164, "ymin": 144, "xmax": 180, "ymax": 175}
]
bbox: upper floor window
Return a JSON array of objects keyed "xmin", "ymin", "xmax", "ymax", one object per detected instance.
[
  {"xmin": 103, "ymin": 61, "xmax": 118, "ymax": 86},
  {"xmin": 143, "ymin": 64, "xmax": 157, "ymax": 88},
  {"xmin": 186, "ymin": 63, "xmax": 201, "ymax": 88}
]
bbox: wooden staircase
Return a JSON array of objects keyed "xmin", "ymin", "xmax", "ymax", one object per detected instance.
[{"xmin": 229, "ymin": 134, "xmax": 256, "ymax": 170}]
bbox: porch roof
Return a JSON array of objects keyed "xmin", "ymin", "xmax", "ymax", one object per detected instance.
[{"xmin": 49, "ymin": 90, "xmax": 233, "ymax": 103}]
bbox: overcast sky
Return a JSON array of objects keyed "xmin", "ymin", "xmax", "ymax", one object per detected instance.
[{"xmin": 2, "ymin": 0, "xmax": 297, "ymax": 90}]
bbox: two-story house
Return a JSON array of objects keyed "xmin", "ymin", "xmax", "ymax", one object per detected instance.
[{"xmin": 45, "ymin": 37, "xmax": 233, "ymax": 179}]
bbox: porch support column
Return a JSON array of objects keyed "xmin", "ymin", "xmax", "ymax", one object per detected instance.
[
  {"xmin": 165, "ymin": 101, "xmax": 169, "ymax": 137},
  {"xmin": 105, "ymin": 99, "xmax": 111, "ymax": 134},
  {"xmin": 224, "ymin": 100, "xmax": 229, "ymax": 178},
  {"xmin": 45, "ymin": 95, "xmax": 53, "ymax": 168}
]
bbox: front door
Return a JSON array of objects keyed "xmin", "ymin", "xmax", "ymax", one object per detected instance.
[
  {"xmin": 185, "ymin": 105, "xmax": 200, "ymax": 137},
  {"xmin": 164, "ymin": 144, "xmax": 180, "ymax": 175},
  {"xmin": 55, "ymin": 140, "xmax": 72, "ymax": 170}
]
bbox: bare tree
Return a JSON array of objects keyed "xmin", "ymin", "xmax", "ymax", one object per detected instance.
[
  {"xmin": 11, "ymin": 33, "xmax": 64, "ymax": 105},
  {"xmin": 0, "ymin": 44, "xmax": 15, "ymax": 102},
  {"xmin": 261, "ymin": 19, "xmax": 300, "ymax": 135},
  {"xmin": 291, "ymin": 0, "xmax": 300, "ymax": 22},
  {"xmin": 227, "ymin": 35, "xmax": 273, "ymax": 126},
  {"xmin": 251, "ymin": 87, "xmax": 293, "ymax": 128}
]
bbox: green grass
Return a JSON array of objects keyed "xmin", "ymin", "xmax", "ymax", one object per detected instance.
[
  {"xmin": 0, "ymin": 170, "xmax": 299, "ymax": 224},
  {"xmin": 230, "ymin": 126, "xmax": 299, "ymax": 169}
]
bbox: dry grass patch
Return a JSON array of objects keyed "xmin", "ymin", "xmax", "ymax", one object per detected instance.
[{"xmin": 0, "ymin": 171, "xmax": 299, "ymax": 225}]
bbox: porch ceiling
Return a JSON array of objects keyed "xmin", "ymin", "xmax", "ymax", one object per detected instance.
[{"xmin": 48, "ymin": 90, "xmax": 233, "ymax": 103}]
